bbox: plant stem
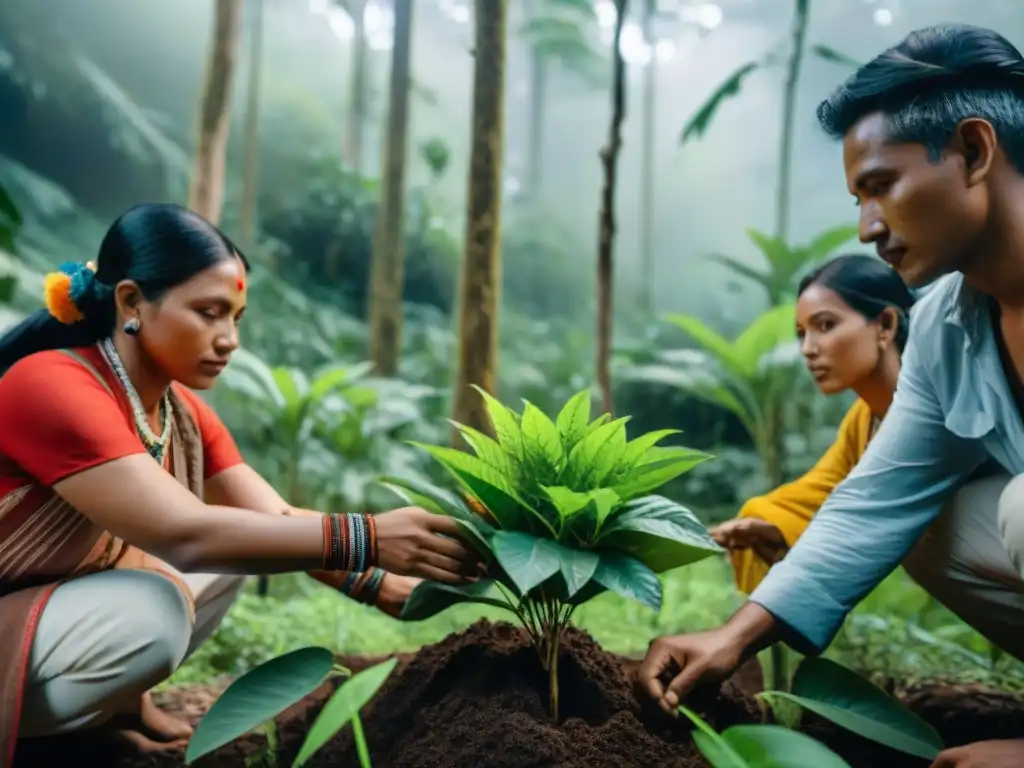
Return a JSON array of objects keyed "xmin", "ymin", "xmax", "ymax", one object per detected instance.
[
  {"xmin": 352, "ymin": 714, "xmax": 373, "ymax": 768},
  {"xmin": 548, "ymin": 630, "xmax": 560, "ymax": 722}
]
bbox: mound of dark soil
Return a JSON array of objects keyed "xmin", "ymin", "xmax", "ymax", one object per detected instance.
[
  {"xmin": 12, "ymin": 619, "xmax": 1024, "ymax": 768},
  {"xmin": 316, "ymin": 620, "xmax": 762, "ymax": 768}
]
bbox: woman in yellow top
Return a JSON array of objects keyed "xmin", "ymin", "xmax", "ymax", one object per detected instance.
[{"xmin": 710, "ymin": 253, "xmax": 916, "ymax": 594}]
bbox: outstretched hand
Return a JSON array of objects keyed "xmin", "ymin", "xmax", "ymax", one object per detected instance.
[
  {"xmin": 710, "ymin": 517, "xmax": 788, "ymax": 565},
  {"xmin": 374, "ymin": 506, "xmax": 483, "ymax": 584},
  {"xmin": 635, "ymin": 630, "xmax": 744, "ymax": 716},
  {"xmin": 929, "ymin": 739, "xmax": 1024, "ymax": 767}
]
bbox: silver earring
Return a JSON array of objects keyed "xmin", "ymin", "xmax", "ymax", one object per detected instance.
[{"xmin": 124, "ymin": 317, "xmax": 141, "ymax": 336}]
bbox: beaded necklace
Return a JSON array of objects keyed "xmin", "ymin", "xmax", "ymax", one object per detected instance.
[{"xmin": 98, "ymin": 338, "xmax": 172, "ymax": 464}]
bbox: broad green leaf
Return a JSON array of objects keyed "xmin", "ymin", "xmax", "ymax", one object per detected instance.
[
  {"xmin": 400, "ymin": 579, "xmax": 514, "ymax": 621},
  {"xmin": 380, "ymin": 478, "xmax": 494, "ymax": 559},
  {"xmin": 521, "ymin": 400, "xmax": 566, "ymax": 474},
  {"xmin": 565, "ymin": 416, "xmax": 630, "ymax": 486},
  {"xmin": 708, "ymin": 252, "xmax": 771, "ymax": 290},
  {"xmin": 273, "ymin": 367, "xmax": 309, "ymax": 409},
  {"xmin": 584, "ymin": 412, "xmax": 612, "ymax": 435},
  {"xmin": 733, "ymin": 304, "xmax": 797, "ymax": 372},
  {"xmin": 186, "ymin": 647, "xmax": 333, "ymax": 763},
  {"xmin": 492, "ymin": 531, "xmax": 569, "ymax": 595},
  {"xmin": 557, "ymin": 547, "xmax": 600, "ymax": 599},
  {"xmin": 611, "ymin": 448, "xmax": 711, "ymax": 499},
  {"xmin": 555, "ymin": 389, "xmax": 592, "ymax": 448},
  {"xmin": 803, "ymin": 223, "xmax": 859, "ymax": 263},
  {"xmin": 618, "ymin": 429, "xmax": 681, "ymax": 471},
  {"xmin": 592, "ymin": 550, "xmax": 662, "ymax": 611},
  {"xmin": 310, "ymin": 364, "xmax": 362, "ymax": 400},
  {"xmin": 747, "ymin": 229, "xmax": 792, "ymax": 272},
  {"xmin": 665, "ymin": 314, "xmax": 745, "ymax": 375},
  {"xmin": 220, "ymin": 347, "xmax": 286, "ymax": 408},
  {"xmin": 680, "ymin": 61, "xmax": 762, "ymax": 145},
  {"xmin": 542, "ymin": 485, "xmax": 593, "ymax": 520},
  {"xmin": 588, "ymin": 487, "xmax": 620, "ymax": 533},
  {"xmin": 760, "ymin": 657, "xmax": 944, "ymax": 760},
  {"xmin": 679, "ymin": 706, "xmax": 748, "ymax": 768},
  {"xmin": 723, "ymin": 724, "xmax": 852, "ymax": 768},
  {"xmin": 412, "ymin": 443, "xmax": 528, "ymax": 529},
  {"xmin": 599, "ymin": 495, "xmax": 722, "ymax": 572},
  {"xmin": 472, "ymin": 385, "xmax": 525, "ymax": 463},
  {"xmin": 292, "ymin": 658, "xmax": 398, "ymax": 767},
  {"xmin": 451, "ymin": 421, "xmax": 510, "ymax": 473}
]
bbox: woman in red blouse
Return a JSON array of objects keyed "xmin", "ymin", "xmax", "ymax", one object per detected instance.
[{"xmin": 0, "ymin": 203, "xmax": 480, "ymax": 759}]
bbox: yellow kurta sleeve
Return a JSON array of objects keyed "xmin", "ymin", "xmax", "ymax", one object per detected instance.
[{"xmin": 731, "ymin": 399, "xmax": 875, "ymax": 594}]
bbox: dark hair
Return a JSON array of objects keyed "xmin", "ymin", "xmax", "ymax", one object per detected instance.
[
  {"xmin": 816, "ymin": 24, "xmax": 1024, "ymax": 173},
  {"xmin": 798, "ymin": 253, "xmax": 916, "ymax": 351},
  {"xmin": 0, "ymin": 203, "xmax": 249, "ymax": 375}
]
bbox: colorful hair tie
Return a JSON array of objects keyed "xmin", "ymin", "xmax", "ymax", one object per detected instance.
[{"xmin": 43, "ymin": 261, "xmax": 98, "ymax": 325}]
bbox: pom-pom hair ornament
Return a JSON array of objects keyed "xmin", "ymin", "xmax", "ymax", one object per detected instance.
[{"xmin": 43, "ymin": 261, "xmax": 98, "ymax": 325}]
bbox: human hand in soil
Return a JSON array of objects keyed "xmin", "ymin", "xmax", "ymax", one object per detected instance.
[
  {"xmin": 929, "ymin": 739, "xmax": 1024, "ymax": 767},
  {"xmin": 709, "ymin": 518, "xmax": 788, "ymax": 564},
  {"xmin": 635, "ymin": 630, "xmax": 744, "ymax": 716},
  {"xmin": 374, "ymin": 506, "xmax": 482, "ymax": 583},
  {"xmin": 375, "ymin": 573, "xmax": 422, "ymax": 618}
]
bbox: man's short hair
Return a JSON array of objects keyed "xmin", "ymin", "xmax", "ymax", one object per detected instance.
[{"xmin": 816, "ymin": 24, "xmax": 1024, "ymax": 172}]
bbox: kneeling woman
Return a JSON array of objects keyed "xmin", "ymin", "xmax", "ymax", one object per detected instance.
[
  {"xmin": 0, "ymin": 204, "xmax": 482, "ymax": 759},
  {"xmin": 710, "ymin": 254, "xmax": 915, "ymax": 594}
]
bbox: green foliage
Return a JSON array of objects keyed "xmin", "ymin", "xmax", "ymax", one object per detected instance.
[
  {"xmin": 382, "ymin": 388, "xmax": 721, "ymax": 718},
  {"xmin": 709, "ymin": 225, "xmax": 860, "ymax": 305},
  {"xmin": 626, "ymin": 305, "xmax": 799, "ymax": 444},
  {"xmin": 186, "ymin": 647, "xmax": 396, "ymax": 767},
  {"xmin": 680, "ymin": 706, "xmax": 852, "ymax": 768},
  {"xmin": 680, "ymin": 61, "xmax": 763, "ymax": 146},
  {"xmin": 811, "ymin": 44, "xmax": 863, "ymax": 69},
  {"xmin": 186, "ymin": 647, "xmax": 334, "ymax": 763},
  {"xmin": 0, "ymin": 180, "xmax": 22, "ymax": 258},
  {"xmin": 760, "ymin": 657, "xmax": 945, "ymax": 760},
  {"xmin": 259, "ymin": 153, "xmax": 460, "ymax": 312},
  {"xmin": 520, "ymin": 0, "xmax": 606, "ymax": 86}
]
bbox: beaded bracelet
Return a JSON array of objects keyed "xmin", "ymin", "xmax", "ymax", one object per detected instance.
[
  {"xmin": 338, "ymin": 567, "xmax": 387, "ymax": 605},
  {"xmin": 321, "ymin": 512, "xmax": 377, "ymax": 572}
]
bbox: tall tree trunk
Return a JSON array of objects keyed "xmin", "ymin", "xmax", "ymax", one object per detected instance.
[
  {"xmin": 775, "ymin": 0, "xmax": 809, "ymax": 244},
  {"xmin": 188, "ymin": 0, "xmax": 243, "ymax": 225},
  {"xmin": 367, "ymin": 0, "xmax": 414, "ymax": 376},
  {"xmin": 637, "ymin": 0, "xmax": 655, "ymax": 315},
  {"xmin": 346, "ymin": 0, "xmax": 369, "ymax": 175},
  {"xmin": 595, "ymin": 0, "xmax": 627, "ymax": 416},
  {"xmin": 239, "ymin": 0, "xmax": 264, "ymax": 254},
  {"xmin": 452, "ymin": 0, "xmax": 507, "ymax": 443}
]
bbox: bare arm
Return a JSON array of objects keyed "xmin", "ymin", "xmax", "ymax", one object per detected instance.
[
  {"xmin": 203, "ymin": 463, "xmax": 386, "ymax": 598},
  {"xmin": 53, "ymin": 454, "xmax": 328, "ymax": 575}
]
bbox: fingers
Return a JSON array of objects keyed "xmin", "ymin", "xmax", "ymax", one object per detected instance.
[
  {"xmin": 636, "ymin": 647, "xmax": 672, "ymax": 703},
  {"xmin": 662, "ymin": 662, "xmax": 707, "ymax": 714},
  {"xmin": 424, "ymin": 513, "xmax": 465, "ymax": 537},
  {"xmin": 415, "ymin": 562, "xmax": 474, "ymax": 585},
  {"xmin": 928, "ymin": 747, "xmax": 963, "ymax": 768}
]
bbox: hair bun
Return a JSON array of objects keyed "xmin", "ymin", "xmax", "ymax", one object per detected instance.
[{"xmin": 43, "ymin": 261, "xmax": 99, "ymax": 325}]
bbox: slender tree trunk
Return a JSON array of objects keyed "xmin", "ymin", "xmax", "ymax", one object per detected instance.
[
  {"xmin": 452, "ymin": 0, "xmax": 507, "ymax": 443},
  {"xmin": 775, "ymin": 0, "xmax": 809, "ymax": 244},
  {"xmin": 239, "ymin": 0, "xmax": 264, "ymax": 254},
  {"xmin": 595, "ymin": 0, "xmax": 627, "ymax": 416},
  {"xmin": 637, "ymin": 0, "xmax": 655, "ymax": 315},
  {"xmin": 346, "ymin": 0, "xmax": 369, "ymax": 175},
  {"xmin": 188, "ymin": 0, "xmax": 244, "ymax": 225},
  {"xmin": 367, "ymin": 0, "xmax": 414, "ymax": 376}
]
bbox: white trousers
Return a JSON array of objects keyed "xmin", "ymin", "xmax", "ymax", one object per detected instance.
[
  {"xmin": 902, "ymin": 473, "xmax": 1024, "ymax": 659},
  {"xmin": 18, "ymin": 570, "xmax": 246, "ymax": 738}
]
